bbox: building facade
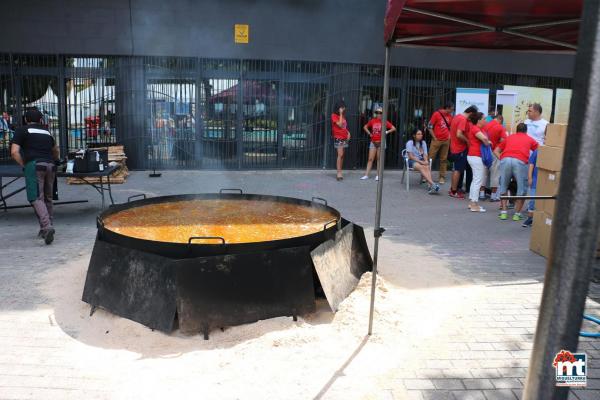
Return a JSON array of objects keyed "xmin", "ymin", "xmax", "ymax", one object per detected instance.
[{"xmin": 0, "ymin": 1, "xmax": 574, "ymax": 169}]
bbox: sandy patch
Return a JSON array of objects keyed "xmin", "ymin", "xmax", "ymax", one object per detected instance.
[{"xmin": 32, "ymin": 238, "xmax": 487, "ymax": 399}]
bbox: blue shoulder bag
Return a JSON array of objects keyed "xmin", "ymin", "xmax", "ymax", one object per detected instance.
[{"xmin": 480, "ymin": 143, "xmax": 494, "ymax": 168}]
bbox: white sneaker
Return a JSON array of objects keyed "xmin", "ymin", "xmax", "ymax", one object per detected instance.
[
  {"xmin": 360, "ymin": 175, "xmax": 369, "ymax": 180},
  {"xmin": 375, "ymin": 175, "xmax": 379, "ymax": 181}
]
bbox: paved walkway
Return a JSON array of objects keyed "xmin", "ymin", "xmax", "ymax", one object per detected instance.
[{"xmin": 0, "ymin": 169, "xmax": 599, "ymax": 400}]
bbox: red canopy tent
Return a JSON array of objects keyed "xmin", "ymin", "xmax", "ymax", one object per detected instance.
[
  {"xmin": 370, "ymin": 2, "xmax": 600, "ymax": 399},
  {"xmin": 384, "ymin": 0, "xmax": 581, "ymax": 50}
]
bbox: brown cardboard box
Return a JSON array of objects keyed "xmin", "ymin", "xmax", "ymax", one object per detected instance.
[
  {"xmin": 545, "ymin": 124, "xmax": 568, "ymax": 148},
  {"xmin": 536, "ymin": 168, "xmax": 560, "ymax": 216},
  {"xmin": 537, "ymin": 145, "xmax": 565, "ymax": 172},
  {"xmin": 539, "ymin": 198, "xmax": 557, "ymax": 217},
  {"xmin": 536, "ymin": 169, "xmax": 561, "ymax": 196},
  {"xmin": 530, "ymin": 211, "xmax": 553, "ymax": 258}
]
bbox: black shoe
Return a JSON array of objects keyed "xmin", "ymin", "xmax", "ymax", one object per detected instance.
[
  {"xmin": 37, "ymin": 230, "xmax": 44, "ymax": 238},
  {"xmin": 522, "ymin": 217, "xmax": 533, "ymax": 228},
  {"xmin": 43, "ymin": 228, "xmax": 55, "ymax": 245}
]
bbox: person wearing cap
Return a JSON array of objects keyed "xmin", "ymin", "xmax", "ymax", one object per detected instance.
[
  {"xmin": 10, "ymin": 108, "xmax": 60, "ymax": 244},
  {"xmin": 360, "ymin": 106, "xmax": 395, "ymax": 180}
]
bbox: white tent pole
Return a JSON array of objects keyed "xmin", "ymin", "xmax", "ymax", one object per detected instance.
[{"xmin": 368, "ymin": 45, "xmax": 391, "ymax": 336}]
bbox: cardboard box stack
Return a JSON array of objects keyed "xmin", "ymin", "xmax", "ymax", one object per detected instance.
[
  {"xmin": 529, "ymin": 124, "xmax": 566, "ymax": 258},
  {"xmin": 529, "ymin": 125, "xmax": 600, "ymax": 258},
  {"xmin": 66, "ymin": 145, "xmax": 129, "ymax": 184}
]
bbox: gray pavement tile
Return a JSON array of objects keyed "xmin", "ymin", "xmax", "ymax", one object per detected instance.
[
  {"xmin": 432, "ymin": 379, "xmax": 465, "ymax": 390},
  {"xmin": 490, "ymin": 378, "xmax": 523, "ymax": 389},
  {"xmin": 470, "ymin": 370, "xmax": 503, "ymax": 379},
  {"xmin": 452, "ymin": 391, "xmax": 487, "ymax": 400},
  {"xmin": 482, "ymin": 389, "xmax": 518, "ymax": 400},
  {"xmin": 462, "ymin": 379, "xmax": 494, "ymax": 390},
  {"xmin": 571, "ymin": 390, "xmax": 600, "ymax": 400},
  {"xmin": 421, "ymin": 390, "xmax": 454, "ymax": 400}
]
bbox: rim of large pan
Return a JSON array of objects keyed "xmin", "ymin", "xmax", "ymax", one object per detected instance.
[{"xmin": 96, "ymin": 193, "xmax": 341, "ymax": 247}]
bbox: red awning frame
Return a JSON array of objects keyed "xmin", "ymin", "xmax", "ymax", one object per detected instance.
[
  {"xmin": 393, "ymin": 6, "xmax": 578, "ymax": 50},
  {"xmin": 369, "ymin": 3, "xmax": 600, "ymax": 400},
  {"xmin": 383, "ymin": 0, "xmax": 580, "ymax": 51}
]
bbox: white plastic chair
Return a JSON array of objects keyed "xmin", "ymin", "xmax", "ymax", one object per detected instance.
[{"xmin": 401, "ymin": 149, "xmax": 432, "ymax": 191}]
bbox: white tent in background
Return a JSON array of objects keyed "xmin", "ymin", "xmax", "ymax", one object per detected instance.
[
  {"xmin": 67, "ymin": 78, "xmax": 115, "ymax": 127},
  {"xmin": 31, "ymin": 85, "xmax": 58, "ymax": 106},
  {"xmin": 25, "ymin": 81, "xmax": 116, "ymax": 128},
  {"xmin": 26, "ymin": 85, "xmax": 58, "ymax": 112}
]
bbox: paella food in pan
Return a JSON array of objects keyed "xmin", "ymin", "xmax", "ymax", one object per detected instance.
[{"xmin": 103, "ymin": 199, "xmax": 338, "ymax": 244}]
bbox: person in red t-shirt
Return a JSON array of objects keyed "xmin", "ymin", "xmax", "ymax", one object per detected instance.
[
  {"xmin": 493, "ymin": 122, "xmax": 539, "ymax": 221},
  {"xmin": 483, "ymin": 114, "xmax": 507, "ymax": 201},
  {"xmin": 331, "ymin": 100, "xmax": 350, "ymax": 181},
  {"xmin": 360, "ymin": 106, "xmax": 396, "ymax": 180},
  {"xmin": 466, "ymin": 112, "xmax": 491, "ymax": 212},
  {"xmin": 448, "ymin": 105, "xmax": 479, "ymax": 198},
  {"xmin": 427, "ymin": 102, "xmax": 454, "ymax": 184}
]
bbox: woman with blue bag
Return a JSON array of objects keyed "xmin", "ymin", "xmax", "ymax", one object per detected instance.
[{"xmin": 466, "ymin": 112, "xmax": 491, "ymax": 213}]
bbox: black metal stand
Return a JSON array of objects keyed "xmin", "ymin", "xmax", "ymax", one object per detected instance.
[
  {"xmin": 149, "ymin": 168, "xmax": 162, "ymax": 178},
  {"xmin": 149, "ymin": 140, "xmax": 161, "ymax": 177},
  {"xmin": 368, "ymin": 45, "xmax": 391, "ymax": 336}
]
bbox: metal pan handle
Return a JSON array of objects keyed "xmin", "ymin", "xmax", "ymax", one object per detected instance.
[
  {"xmin": 312, "ymin": 197, "xmax": 328, "ymax": 206},
  {"xmin": 500, "ymin": 195, "xmax": 557, "ymax": 200},
  {"xmin": 127, "ymin": 194, "xmax": 147, "ymax": 202},
  {"xmin": 323, "ymin": 219, "xmax": 339, "ymax": 231},
  {"xmin": 219, "ymin": 188, "xmax": 243, "ymax": 194},
  {"xmin": 188, "ymin": 236, "xmax": 226, "ymax": 245}
]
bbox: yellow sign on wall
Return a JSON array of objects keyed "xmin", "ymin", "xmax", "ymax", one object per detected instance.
[{"xmin": 234, "ymin": 24, "xmax": 249, "ymax": 44}]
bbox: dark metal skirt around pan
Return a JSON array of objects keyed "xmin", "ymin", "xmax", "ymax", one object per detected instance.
[{"xmin": 82, "ymin": 192, "xmax": 373, "ymax": 339}]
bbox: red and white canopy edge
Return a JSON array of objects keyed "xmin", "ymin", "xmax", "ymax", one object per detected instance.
[{"xmin": 369, "ymin": 3, "xmax": 600, "ymax": 400}]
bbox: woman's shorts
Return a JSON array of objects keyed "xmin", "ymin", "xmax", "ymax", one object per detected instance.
[
  {"xmin": 334, "ymin": 138, "xmax": 349, "ymax": 149},
  {"xmin": 499, "ymin": 157, "xmax": 528, "ymax": 196},
  {"xmin": 408, "ymin": 159, "xmax": 425, "ymax": 169},
  {"xmin": 369, "ymin": 142, "xmax": 381, "ymax": 150}
]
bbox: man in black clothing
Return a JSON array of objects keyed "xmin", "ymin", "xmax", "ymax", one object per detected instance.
[{"xmin": 10, "ymin": 108, "xmax": 60, "ymax": 244}]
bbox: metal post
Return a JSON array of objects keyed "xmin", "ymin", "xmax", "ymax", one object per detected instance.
[
  {"xmin": 277, "ymin": 62, "xmax": 285, "ymax": 167},
  {"xmin": 523, "ymin": 2, "xmax": 600, "ymax": 399},
  {"xmin": 236, "ymin": 61, "xmax": 244, "ymax": 169},
  {"xmin": 368, "ymin": 45, "xmax": 391, "ymax": 335},
  {"xmin": 322, "ymin": 88, "xmax": 330, "ymax": 169},
  {"xmin": 194, "ymin": 59, "xmax": 204, "ymax": 168},
  {"xmin": 14, "ymin": 60, "xmax": 22, "ymax": 128},
  {"xmin": 57, "ymin": 55, "xmax": 68, "ymax": 157}
]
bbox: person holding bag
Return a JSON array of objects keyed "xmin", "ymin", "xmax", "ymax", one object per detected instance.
[{"xmin": 466, "ymin": 112, "xmax": 491, "ymax": 213}]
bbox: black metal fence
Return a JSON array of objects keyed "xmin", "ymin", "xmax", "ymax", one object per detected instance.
[{"xmin": 0, "ymin": 54, "xmax": 572, "ymax": 169}]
